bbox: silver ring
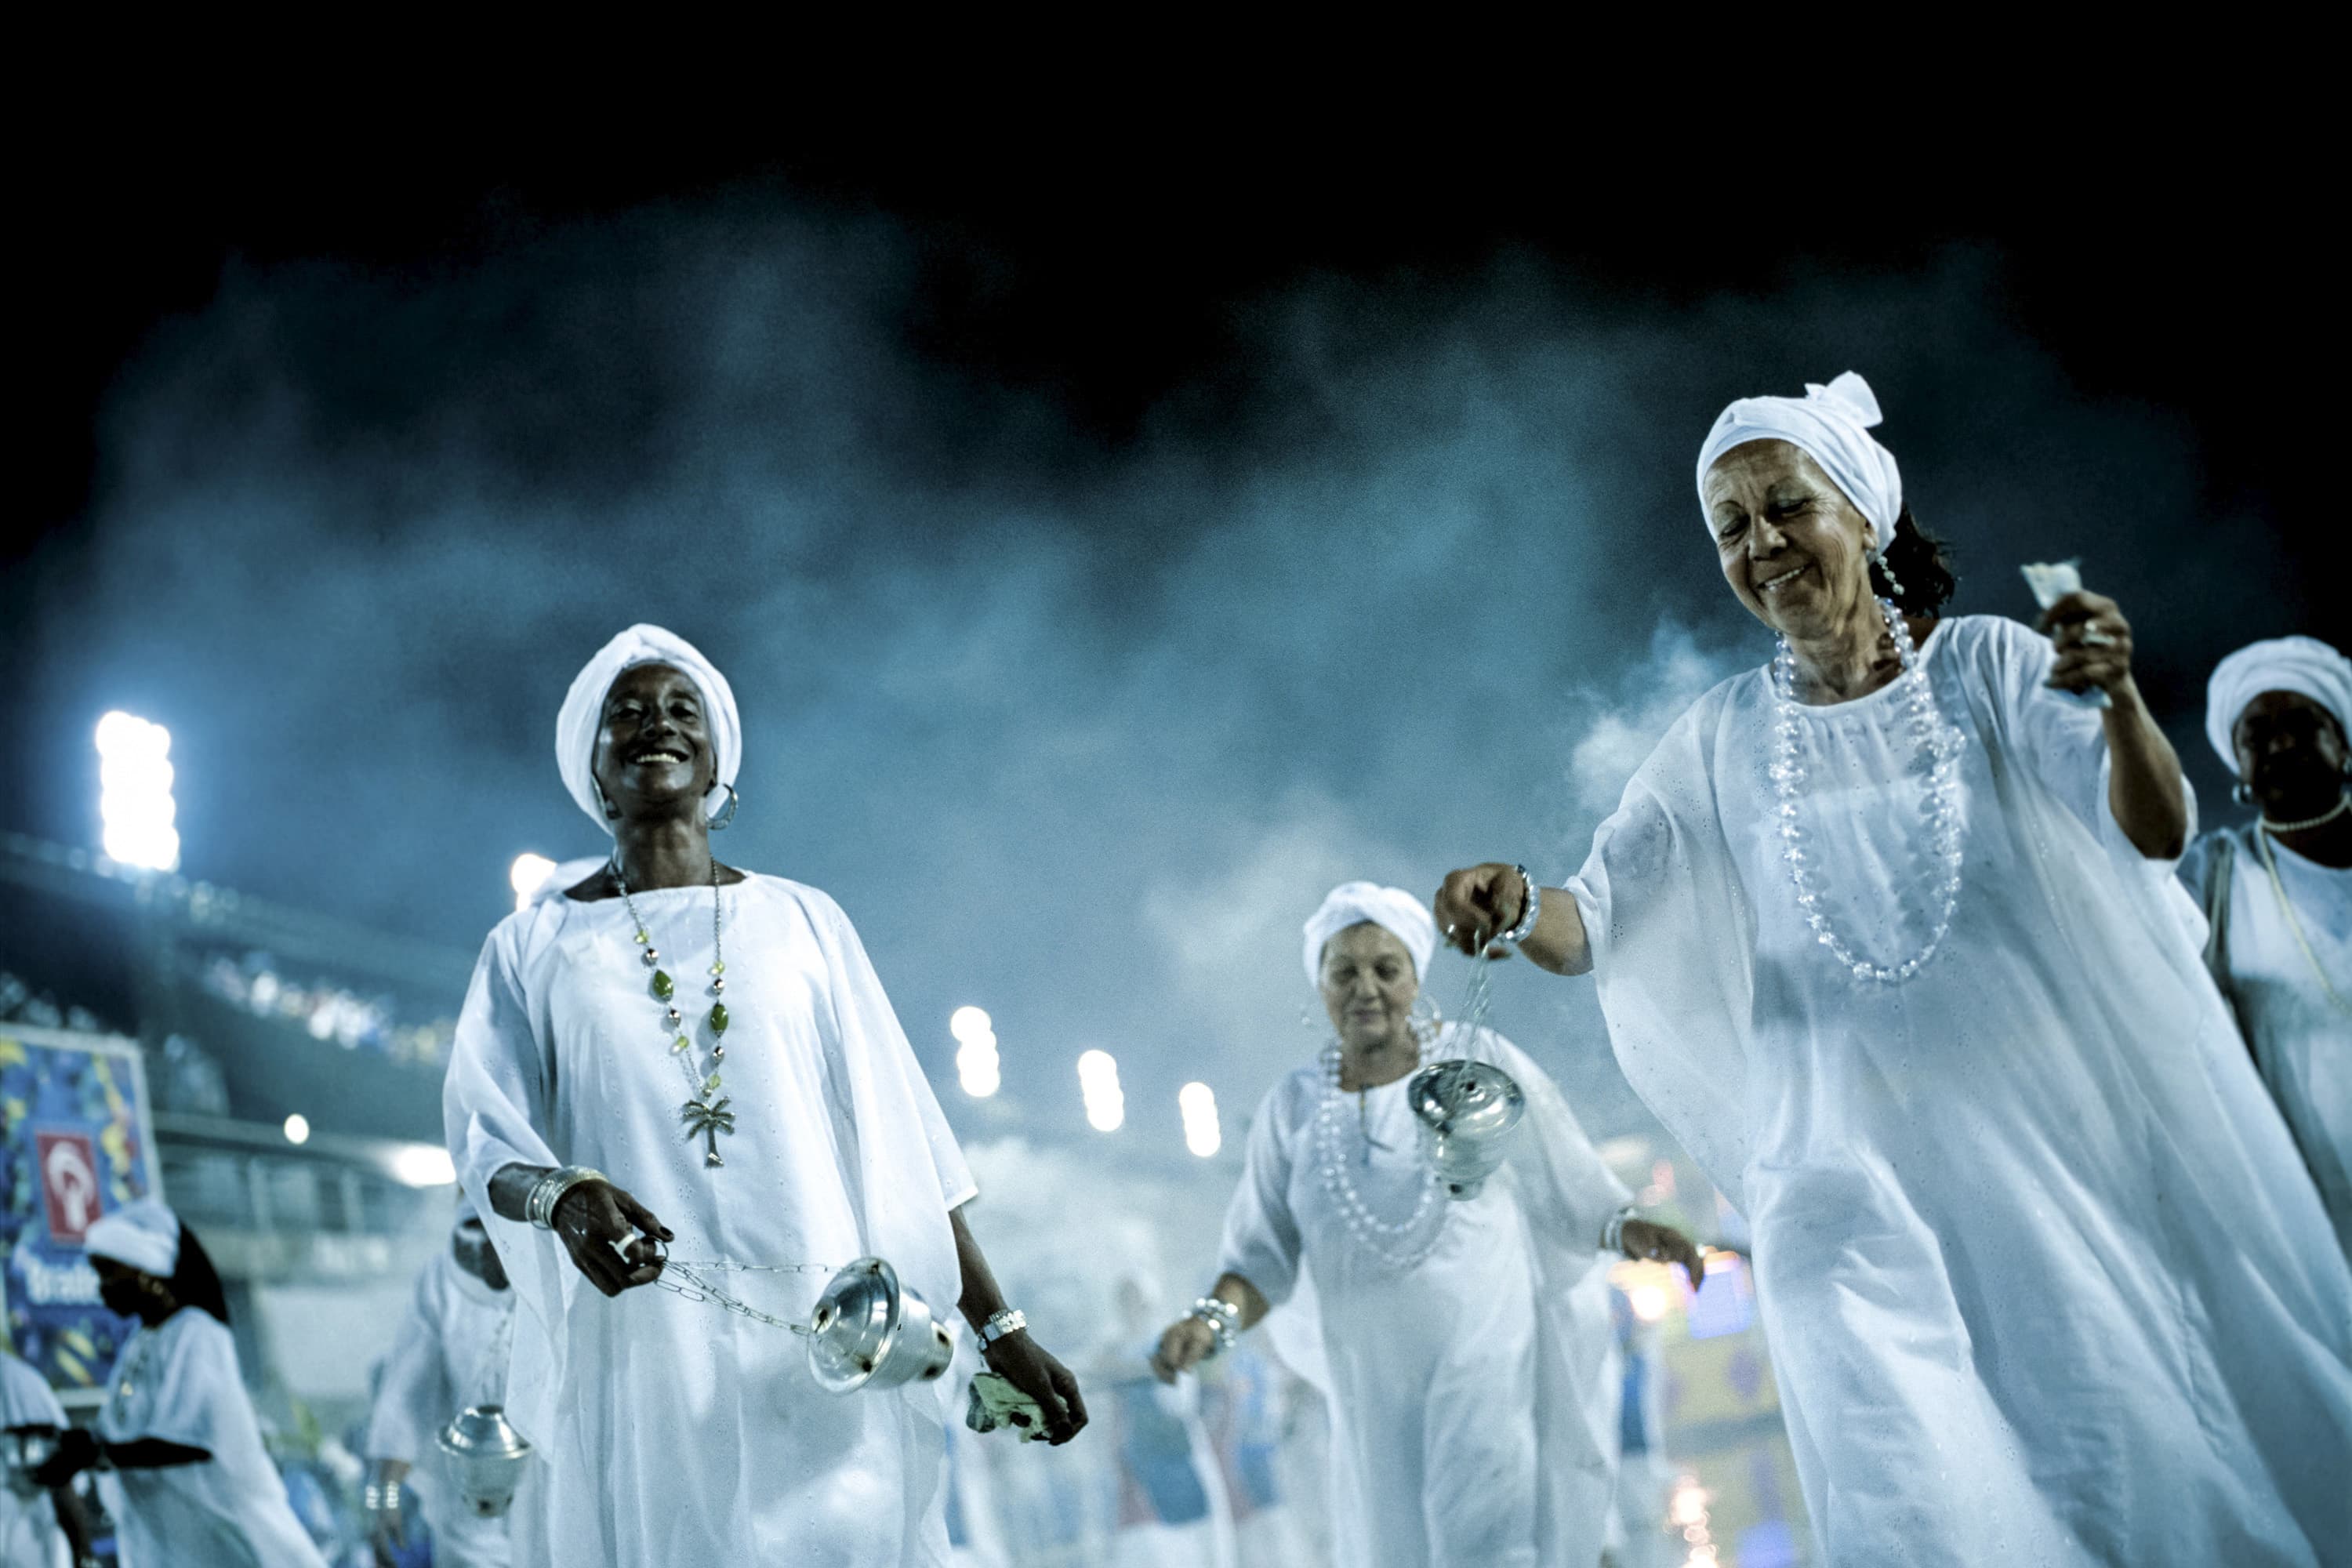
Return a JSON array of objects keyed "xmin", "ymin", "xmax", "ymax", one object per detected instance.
[{"xmin": 2079, "ymin": 629, "xmax": 2115, "ymax": 648}]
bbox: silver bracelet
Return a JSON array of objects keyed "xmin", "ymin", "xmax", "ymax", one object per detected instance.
[
  {"xmin": 527, "ymin": 1166, "xmax": 608, "ymax": 1230},
  {"xmin": 978, "ymin": 1308, "xmax": 1029, "ymax": 1348},
  {"xmin": 1189, "ymin": 1296, "xmax": 1240, "ymax": 1356},
  {"xmin": 1602, "ymin": 1204, "xmax": 1637, "ymax": 1255},
  {"xmin": 363, "ymin": 1479, "xmax": 402, "ymax": 1512},
  {"xmin": 1499, "ymin": 865, "xmax": 1542, "ymax": 946}
]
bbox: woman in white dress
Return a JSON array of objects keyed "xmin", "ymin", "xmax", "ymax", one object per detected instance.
[
  {"xmin": 2, "ymin": 1348, "xmax": 78, "ymax": 1568},
  {"xmin": 2180, "ymin": 635, "xmax": 2351, "ymax": 1259},
  {"xmin": 364, "ymin": 1201, "xmax": 517, "ymax": 1567},
  {"xmin": 1152, "ymin": 882, "xmax": 1701, "ymax": 1568},
  {"xmin": 1439, "ymin": 373, "xmax": 2352, "ymax": 1566},
  {"xmin": 443, "ymin": 623, "xmax": 1085, "ymax": 1568},
  {"xmin": 33, "ymin": 1198, "xmax": 328, "ymax": 1566}
]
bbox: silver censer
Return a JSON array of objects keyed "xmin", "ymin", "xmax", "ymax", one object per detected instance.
[
  {"xmin": 1407, "ymin": 1058, "xmax": 1526, "ymax": 1200},
  {"xmin": 437, "ymin": 1403, "xmax": 535, "ymax": 1518},
  {"xmin": 807, "ymin": 1257, "xmax": 956, "ymax": 1393}
]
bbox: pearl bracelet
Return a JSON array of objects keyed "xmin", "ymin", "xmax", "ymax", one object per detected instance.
[
  {"xmin": 526, "ymin": 1166, "xmax": 608, "ymax": 1230},
  {"xmin": 1189, "ymin": 1296, "xmax": 1240, "ymax": 1356},
  {"xmin": 1499, "ymin": 865, "xmax": 1542, "ymax": 946}
]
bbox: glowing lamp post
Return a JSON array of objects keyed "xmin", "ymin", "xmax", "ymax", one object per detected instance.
[
  {"xmin": 1178, "ymin": 1082, "xmax": 1221, "ymax": 1157},
  {"xmin": 96, "ymin": 712, "xmax": 180, "ymax": 872},
  {"xmin": 1077, "ymin": 1050, "xmax": 1124, "ymax": 1132},
  {"xmin": 509, "ymin": 853, "xmax": 558, "ymax": 910},
  {"xmin": 950, "ymin": 1007, "xmax": 1000, "ymax": 1098}
]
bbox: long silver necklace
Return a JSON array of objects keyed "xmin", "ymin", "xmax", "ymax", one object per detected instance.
[
  {"xmin": 611, "ymin": 852, "xmax": 735, "ymax": 1167},
  {"xmin": 1770, "ymin": 599, "xmax": 1968, "ymax": 985}
]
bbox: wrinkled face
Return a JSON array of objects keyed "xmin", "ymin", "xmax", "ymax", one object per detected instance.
[
  {"xmin": 592, "ymin": 663, "xmax": 717, "ymax": 822},
  {"xmin": 2234, "ymin": 690, "xmax": 2350, "ymax": 811},
  {"xmin": 93, "ymin": 1256, "xmax": 153, "ymax": 1319},
  {"xmin": 1703, "ymin": 440, "xmax": 1878, "ymax": 639},
  {"xmin": 1318, "ymin": 922, "xmax": 1419, "ymax": 1054}
]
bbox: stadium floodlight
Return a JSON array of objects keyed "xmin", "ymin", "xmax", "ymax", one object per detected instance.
[
  {"xmin": 953, "ymin": 1007, "xmax": 1002, "ymax": 1097},
  {"xmin": 95, "ymin": 711, "xmax": 180, "ymax": 872},
  {"xmin": 390, "ymin": 1142, "xmax": 458, "ymax": 1187},
  {"xmin": 1178, "ymin": 1081, "xmax": 1221, "ymax": 1158},
  {"xmin": 282, "ymin": 1113, "xmax": 311, "ymax": 1145},
  {"xmin": 510, "ymin": 852, "xmax": 559, "ymax": 910},
  {"xmin": 1076, "ymin": 1049, "xmax": 1125, "ymax": 1132}
]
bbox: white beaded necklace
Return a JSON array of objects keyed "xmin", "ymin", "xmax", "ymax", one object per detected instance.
[
  {"xmin": 1315, "ymin": 1038, "xmax": 1446, "ymax": 1272},
  {"xmin": 1769, "ymin": 599, "xmax": 1969, "ymax": 985}
]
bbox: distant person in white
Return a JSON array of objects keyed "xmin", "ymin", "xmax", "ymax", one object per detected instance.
[
  {"xmin": 1439, "ymin": 373, "xmax": 2352, "ymax": 1566},
  {"xmin": 1152, "ymin": 882, "xmax": 1700, "ymax": 1568},
  {"xmin": 364, "ymin": 1200, "xmax": 517, "ymax": 1566},
  {"xmin": 2180, "ymin": 635, "xmax": 2352, "ymax": 1259},
  {"xmin": 443, "ymin": 623, "xmax": 1086, "ymax": 1568},
  {"xmin": 34, "ymin": 1197, "xmax": 328, "ymax": 1566},
  {"xmin": 2, "ymin": 1348, "xmax": 78, "ymax": 1568}
]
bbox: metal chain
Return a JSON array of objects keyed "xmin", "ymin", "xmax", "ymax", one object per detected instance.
[{"xmin": 652, "ymin": 1258, "xmax": 844, "ymax": 1336}]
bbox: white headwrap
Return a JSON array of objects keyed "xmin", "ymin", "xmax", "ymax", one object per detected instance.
[
  {"xmin": 2204, "ymin": 635, "xmax": 2352, "ymax": 773},
  {"xmin": 84, "ymin": 1197, "xmax": 180, "ymax": 1279},
  {"xmin": 1695, "ymin": 371, "xmax": 1904, "ymax": 551},
  {"xmin": 555, "ymin": 625, "xmax": 742, "ymax": 836},
  {"xmin": 1301, "ymin": 881, "xmax": 1438, "ymax": 988}
]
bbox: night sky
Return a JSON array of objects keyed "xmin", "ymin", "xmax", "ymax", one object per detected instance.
[{"xmin": 8, "ymin": 125, "xmax": 2328, "ymax": 1149}]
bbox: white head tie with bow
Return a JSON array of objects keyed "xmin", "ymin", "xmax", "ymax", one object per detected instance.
[
  {"xmin": 555, "ymin": 624, "xmax": 742, "ymax": 836},
  {"xmin": 1696, "ymin": 371, "xmax": 1904, "ymax": 552}
]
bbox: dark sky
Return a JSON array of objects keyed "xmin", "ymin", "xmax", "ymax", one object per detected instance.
[{"xmin": 6, "ymin": 128, "xmax": 2331, "ymax": 1149}]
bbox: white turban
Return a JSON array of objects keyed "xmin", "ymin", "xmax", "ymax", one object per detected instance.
[
  {"xmin": 556, "ymin": 625, "xmax": 742, "ymax": 836},
  {"xmin": 1696, "ymin": 371, "xmax": 1903, "ymax": 551},
  {"xmin": 1302, "ymin": 881, "xmax": 1438, "ymax": 989},
  {"xmin": 85, "ymin": 1198, "xmax": 180, "ymax": 1279},
  {"xmin": 2204, "ymin": 635, "xmax": 2352, "ymax": 773}
]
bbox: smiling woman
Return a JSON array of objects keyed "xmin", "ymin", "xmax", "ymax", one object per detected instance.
[{"xmin": 1441, "ymin": 373, "xmax": 2352, "ymax": 1566}]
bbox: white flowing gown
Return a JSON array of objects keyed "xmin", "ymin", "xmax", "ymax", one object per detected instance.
[
  {"xmin": 2180, "ymin": 825, "xmax": 2352, "ymax": 1261},
  {"xmin": 94, "ymin": 1306, "xmax": 328, "ymax": 1567},
  {"xmin": 444, "ymin": 875, "xmax": 975, "ymax": 1568},
  {"xmin": 365, "ymin": 1247, "xmax": 518, "ymax": 1566},
  {"xmin": 1569, "ymin": 615, "xmax": 2352, "ymax": 1566},
  {"xmin": 1218, "ymin": 1025, "xmax": 1631, "ymax": 1568},
  {"xmin": 2, "ymin": 1351, "xmax": 72, "ymax": 1568}
]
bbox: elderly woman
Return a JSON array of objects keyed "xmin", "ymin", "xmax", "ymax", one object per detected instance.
[
  {"xmin": 1440, "ymin": 374, "xmax": 2352, "ymax": 1566},
  {"xmin": 364, "ymin": 1200, "xmax": 517, "ymax": 1567},
  {"xmin": 443, "ymin": 623, "xmax": 1085, "ymax": 1568},
  {"xmin": 2180, "ymin": 635, "xmax": 2351, "ymax": 1259},
  {"xmin": 32, "ymin": 1199, "xmax": 328, "ymax": 1566},
  {"xmin": 1152, "ymin": 882, "xmax": 1700, "ymax": 1568}
]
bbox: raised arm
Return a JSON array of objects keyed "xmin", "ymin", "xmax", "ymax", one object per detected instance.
[
  {"xmin": 2040, "ymin": 590, "xmax": 2190, "ymax": 858},
  {"xmin": 1436, "ymin": 863, "xmax": 1592, "ymax": 975}
]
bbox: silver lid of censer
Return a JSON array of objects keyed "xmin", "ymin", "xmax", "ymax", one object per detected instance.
[
  {"xmin": 1407, "ymin": 1058, "xmax": 1526, "ymax": 1200},
  {"xmin": 807, "ymin": 1257, "xmax": 955, "ymax": 1394},
  {"xmin": 436, "ymin": 1403, "xmax": 535, "ymax": 1517}
]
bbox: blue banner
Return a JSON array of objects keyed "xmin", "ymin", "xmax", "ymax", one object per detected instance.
[{"xmin": 2, "ymin": 1023, "xmax": 162, "ymax": 1404}]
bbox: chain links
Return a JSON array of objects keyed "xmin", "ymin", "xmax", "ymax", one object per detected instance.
[{"xmin": 652, "ymin": 1258, "xmax": 844, "ymax": 1336}]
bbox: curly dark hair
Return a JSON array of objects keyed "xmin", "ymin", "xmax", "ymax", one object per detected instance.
[{"xmin": 1868, "ymin": 506, "xmax": 1958, "ymax": 616}]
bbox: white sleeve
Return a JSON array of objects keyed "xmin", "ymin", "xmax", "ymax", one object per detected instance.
[
  {"xmin": 1493, "ymin": 1035, "xmax": 1634, "ymax": 1256},
  {"xmin": 1215, "ymin": 1078, "xmax": 1306, "ymax": 1306},
  {"xmin": 826, "ymin": 903, "xmax": 977, "ymax": 1210},
  {"xmin": 442, "ymin": 924, "xmax": 561, "ymax": 1200},
  {"xmin": 124, "ymin": 1314, "xmax": 242, "ymax": 1453},
  {"xmin": 363, "ymin": 1265, "xmax": 451, "ymax": 1465}
]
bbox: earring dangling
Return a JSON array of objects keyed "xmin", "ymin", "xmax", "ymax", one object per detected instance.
[
  {"xmin": 2233, "ymin": 781, "xmax": 2255, "ymax": 807},
  {"xmin": 1408, "ymin": 993, "xmax": 1443, "ymax": 1049},
  {"xmin": 706, "ymin": 782, "xmax": 740, "ymax": 832},
  {"xmin": 1871, "ymin": 547, "xmax": 1905, "ymax": 601}
]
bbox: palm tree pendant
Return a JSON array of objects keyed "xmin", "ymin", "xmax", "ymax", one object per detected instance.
[{"xmin": 682, "ymin": 1096, "xmax": 736, "ymax": 1167}]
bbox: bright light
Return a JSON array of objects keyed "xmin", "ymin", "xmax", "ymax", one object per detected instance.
[
  {"xmin": 390, "ymin": 1142, "xmax": 457, "ymax": 1187},
  {"xmin": 1630, "ymin": 1283, "xmax": 1670, "ymax": 1323},
  {"xmin": 281, "ymin": 1113, "xmax": 311, "ymax": 1145},
  {"xmin": 1178, "ymin": 1081, "xmax": 1221, "ymax": 1157},
  {"xmin": 1076, "ymin": 1049, "xmax": 1124, "ymax": 1132},
  {"xmin": 95, "ymin": 711, "xmax": 180, "ymax": 872},
  {"xmin": 953, "ymin": 1008, "xmax": 1002, "ymax": 1098},
  {"xmin": 510, "ymin": 852, "xmax": 559, "ymax": 910}
]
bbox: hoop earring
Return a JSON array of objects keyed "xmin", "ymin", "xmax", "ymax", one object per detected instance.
[
  {"xmin": 2233, "ymin": 782, "xmax": 2255, "ymax": 807},
  {"xmin": 706, "ymin": 783, "xmax": 740, "ymax": 832}
]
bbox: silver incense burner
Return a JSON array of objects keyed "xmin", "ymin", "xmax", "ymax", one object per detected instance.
[
  {"xmin": 1407, "ymin": 1058, "xmax": 1526, "ymax": 1200},
  {"xmin": 3, "ymin": 1427, "xmax": 60, "ymax": 1499},
  {"xmin": 436, "ymin": 1403, "xmax": 534, "ymax": 1518},
  {"xmin": 807, "ymin": 1257, "xmax": 955, "ymax": 1393}
]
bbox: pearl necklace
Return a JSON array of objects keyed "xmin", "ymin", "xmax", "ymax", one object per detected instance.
[
  {"xmin": 2261, "ymin": 792, "xmax": 2350, "ymax": 835},
  {"xmin": 611, "ymin": 854, "xmax": 736, "ymax": 1167},
  {"xmin": 1315, "ymin": 1040, "xmax": 1446, "ymax": 1271},
  {"xmin": 1770, "ymin": 600, "xmax": 1969, "ymax": 985}
]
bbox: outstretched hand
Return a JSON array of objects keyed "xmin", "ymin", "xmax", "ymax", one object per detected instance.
[
  {"xmin": 1434, "ymin": 863, "xmax": 1528, "ymax": 957},
  {"xmin": 982, "ymin": 1333, "xmax": 1089, "ymax": 1444},
  {"xmin": 552, "ymin": 1179, "xmax": 671, "ymax": 1297},
  {"xmin": 2038, "ymin": 590, "xmax": 2137, "ymax": 698},
  {"xmin": 1150, "ymin": 1316, "xmax": 1220, "ymax": 1385},
  {"xmin": 1619, "ymin": 1218, "xmax": 1708, "ymax": 1287}
]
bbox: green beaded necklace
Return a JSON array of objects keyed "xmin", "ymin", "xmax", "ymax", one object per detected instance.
[{"xmin": 612, "ymin": 851, "xmax": 735, "ymax": 1167}]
